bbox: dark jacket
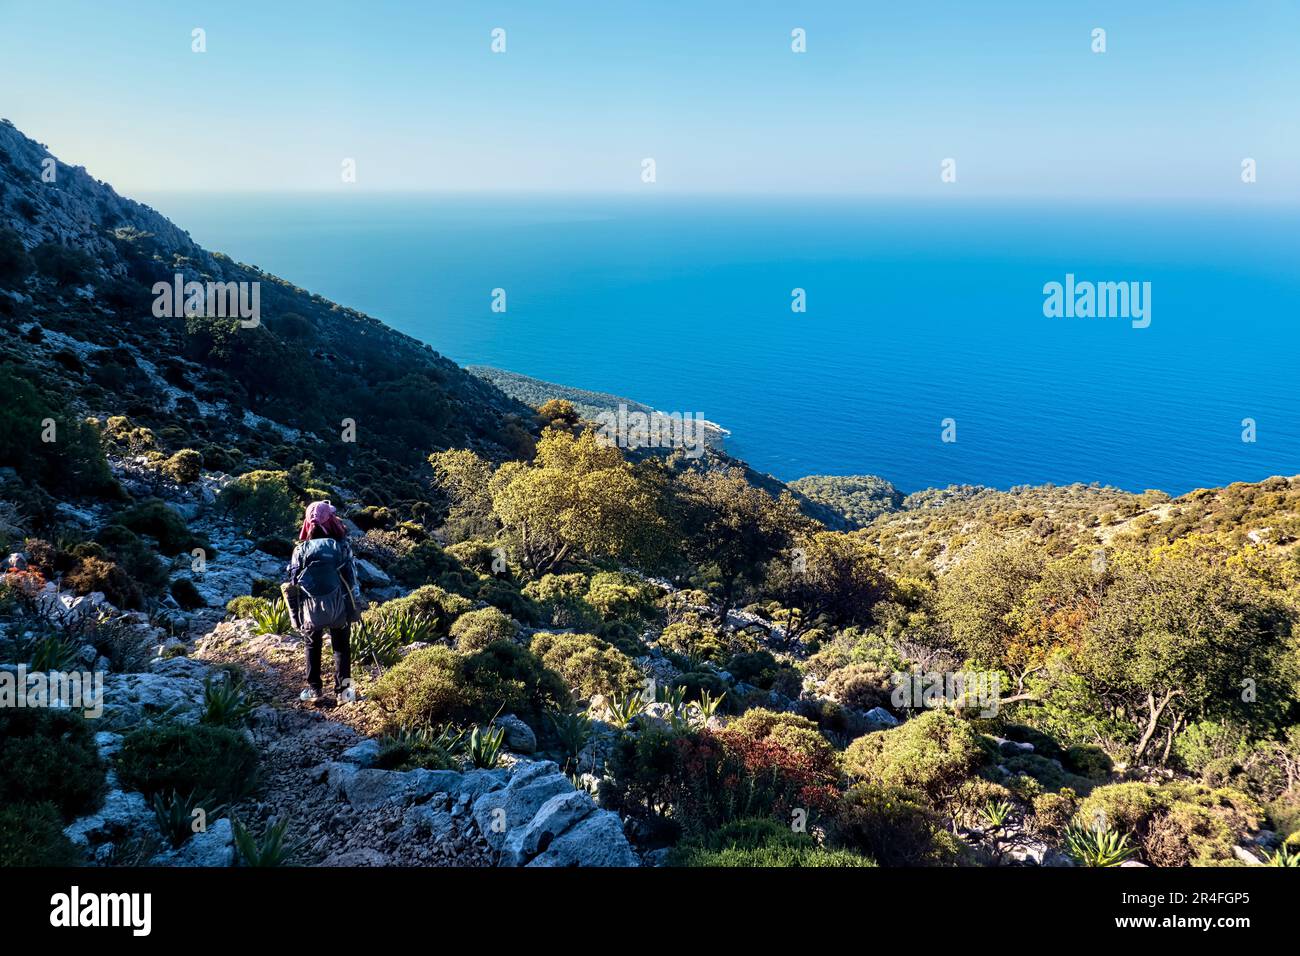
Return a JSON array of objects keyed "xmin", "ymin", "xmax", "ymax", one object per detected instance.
[{"xmin": 286, "ymin": 536, "xmax": 360, "ymax": 629}]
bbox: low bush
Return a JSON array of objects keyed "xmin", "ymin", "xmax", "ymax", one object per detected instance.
[
  {"xmin": 373, "ymin": 584, "xmax": 474, "ymax": 635},
  {"xmin": 824, "ymin": 661, "xmax": 893, "ymax": 711},
  {"xmin": 460, "ymin": 640, "xmax": 570, "ymax": 727},
  {"xmin": 160, "ymin": 449, "xmax": 203, "ymax": 484},
  {"xmin": 114, "ymin": 499, "xmax": 205, "ymax": 556},
  {"xmin": 843, "ymin": 711, "xmax": 985, "ymax": 803},
  {"xmin": 669, "ymin": 817, "xmax": 875, "ymax": 868},
  {"xmin": 371, "ymin": 640, "xmax": 571, "ymax": 730},
  {"xmin": 170, "ymin": 577, "xmax": 206, "ymax": 610},
  {"xmin": 522, "ymin": 572, "xmax": 600, "ymax": 630},
  {"xmin": 658, "ymin": 614, "xmax": 730, "ymax": 663},
  {"xmin": 450, "ymin": 606, "xmax": 518, "ymax": 652},
  {"xmin": 116, "ymin": 723, "xmax": 259, "ymax": 805},
  {"xmin": 585, "ymin": 571, "xmax": 658, "ymax": 621},
  {"xmin": 531, "ymin": 631, "xmax": 641, "ymax": 699},
  {"xmin": 1064, "ymin": 744, "xmax": 1113, "ymax": 780},
  {"xmin": 32, "ymin": 241, "xmax": 96, "ymax": 285},
  {"xmin": 0, "ymin": 226, "xmax": 34, "ymax": 285},
  {"xmin": 0, "ymin": 708, "xmax": 105, "ymax": 819},
  {"xmin": 217, "ymin": 470, "xmax": 297, "ymax": 538},
  {"xmin": 64, "ymin": 556, "xmax": 144, "ymax": 609},
  {"xmin": 1032, "ymin": 787, "xmax": 1080, "ymax": 838},
  {"xmin": 830, "ymin": 783, "xmax": 962, "ymax": 866},
  {"xmin": 0, "ymin": 802, "xmax": 83, "ymax": 866}
]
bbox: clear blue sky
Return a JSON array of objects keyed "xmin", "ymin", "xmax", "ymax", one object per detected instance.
[{"xmin": 2, "ymin": 0, "xmax": 1297, "ymax": 198}]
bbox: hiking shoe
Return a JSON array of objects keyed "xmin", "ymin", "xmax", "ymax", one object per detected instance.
[
  {"xmin": 338, "ymin": 685, "xmax": 357, "ymax": 704},
  {"xmin": 299, "ymin": 687, "xmax": 320, "ymax": 702}
]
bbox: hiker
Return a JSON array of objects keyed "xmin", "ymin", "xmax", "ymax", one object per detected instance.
[{"xmin": 285, "ymin": 500, "xmax": 362, "ymax": 703}]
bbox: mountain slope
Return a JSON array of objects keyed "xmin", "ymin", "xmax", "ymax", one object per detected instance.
[{"xmin": 0, "ymin": 118, "xmax": 534, "ymax": 509}]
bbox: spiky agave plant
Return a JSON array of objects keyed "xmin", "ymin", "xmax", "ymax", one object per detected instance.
[
  {"xmin": 655, "ymin": 683, "xmax": 687, "ymax": 711},
  {"xmin": 200, "ymin": 671, "xmax": 256, "ymax": 728},
  {"xmin": 979, "ymin": 798, "xmax": 1014, "ymax": 831},
  {"xmin": 250, "ymin": 598, "xmax": 291, "ymax": 636},
  {"xmin": 27, "ymin": 631, "xmax": 80, "ymax": 672},
  {"xmin": 468, "ymin": 723, "xmax": 506, "ymax": 769},
  {"xmin": 1064, "ymin": 820, "xmax": 1137, "ymax": 867},
  {"xmin": 351, "ymin": 617, "xmax": 403, "ymax": 669},
  {"xmin": 1266, "ymin": 844, "xmax": 1300, "ymax": 867},
  {"xmin": 606, "ymin": 689, "xmax": 645, "ymax": 729},
  {"xmin": 232, "ymin": 816, "xmax": 298, "ymax": 867},
  {"xmin": 548, "ymin": 707, "xmax": 592, "ymax": 769},
  {"xmin": 693, "ymin": 689, "xmax": 727, "ymax": 725},
  {"xmin": 152, "ymin": 790, "xmax": 226, "ymax": 850},
  {"xmin": 382, "ymin": 607, "xmax": 435, "ymax": 645}
]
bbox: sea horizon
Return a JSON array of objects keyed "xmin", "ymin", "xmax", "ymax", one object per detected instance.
[{"xmin": 140, "ymin": 191, "xmax": 1300, "ymax": 497}]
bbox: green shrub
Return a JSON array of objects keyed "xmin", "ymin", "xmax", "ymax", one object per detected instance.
[
  {"xmin": 170, "ymin": 577, "xmax": 206, "ymax": 610},
  {"xmin": 522, "ymin": 572, "xmax": 600, "ymax": 630},
  {"xmin": 726, "ymin": 650, "xmax": 781, "ymax": 688},
  {"xmin": 658, "ymin": 614, "xmax": 727, "ymax": 662},
  {"xmin": 530, "ymin": 631, "xmax": 641, "ymax": 698},
  {"xmin": 372, "ymin": 584, "xmax": 474, "ymax": 635},
  {"xmin": 450, "ymin": 606, "xmax": 518, "ymax": 652},
  {"xmin": 0, "ymin": 226, "xmax": 35, "ymax": 285},
  {"xmin": 461, "ymin": 640, "xmax": 570, "ymax": 727},
  {"xmin": 64, "ymin": 555, "xmax": 144, "ymax": 609},
  {"xmin": 1064, "ymin": 744, "xmax": 1113, "ymax": 780},
  {"xmin": 1077, "ymin": 782, "xmax": 1165, "ymax": 836},
  {"xmin": 92, "ymin": 524, "xmax": 168, "ymax": 595},
  {"xmin": 217, "ymin": 470, "xmax": 297, "ymax": 538},
  {"xmin": 474, "ymin": 578, "xmax": 537, "ymax": 624},
  {"xmin": 585, "ymin": 571, "xmax": 658, "ymax": 620},
  {"xmin": 830, "ymin": 783, "xmax": 962, "ymax": 866},
  {"xmin": 843, "ymin": 711, "xmax": 985, "ymax": 802},
  {"xmin": 161, "ymin": 449, "xmax": 203, "ymax": 484},
  {"xmin": 0, "ymin": 802, "xmax": 83, "ymax": 866},
  {"xmin": 32, "ymin": 241, "xmax": 96, "ymax": 285},
  {"xmin": 374, "ymin": 637, "xmax": 566, "ymax": 731},
  {"xmin": 0, "ymin": 368, "xmax": 118, "ymax": 497},
  {"xmin": 670, "ymin": 818, "xmax": 875, "ymax": 867},
  {"xmin": 824, "ymin": 661, "xmax": 893, "ymax": 711},
  {"xmin": 226, "ymin": 595, "xmax": 269, "ymax": 619},
  {"xmin": 1032, "ymin": 787, "xmax": 1080, "ymax": 838},
  {"xmin": 371, "ymin": 646, "xmax": 480, "ymax": 729},
  {"xmin": 0, "ymin": 708, "xmax": 105, "ymax": 819},
  {"xmin": 116, "ymin": 723, "xmax": 259, "ymax": 805},
  {"xmin": 1268, "ymin": 791, "xmax": 1300, "ymax": 839},
  {"xmin": 1174, "ymin": 720, "xmax": 1251, "ymax": 775}
]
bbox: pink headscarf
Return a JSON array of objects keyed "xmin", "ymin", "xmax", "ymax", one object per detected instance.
[{"xmin": 298, "ymin": 500, "xmax": 348, "ymax": 541}]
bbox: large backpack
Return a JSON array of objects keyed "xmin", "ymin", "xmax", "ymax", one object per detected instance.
[{"xmin": 293, "ymin": 538, "xmax": 352, "ymax": 629}]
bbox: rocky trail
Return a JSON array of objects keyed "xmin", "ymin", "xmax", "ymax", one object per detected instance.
[{"xmin": 38, "ymin": 462, "xmax": 643, "ymax": 867}]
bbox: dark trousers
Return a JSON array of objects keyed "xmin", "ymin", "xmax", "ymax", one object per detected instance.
[{"xmin": 304, "ymin": 622, "xmax": 351, "ymax": 693}]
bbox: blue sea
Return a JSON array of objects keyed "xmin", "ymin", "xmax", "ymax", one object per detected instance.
[{"xmin": 141, "ymin": 193, "xmax": 1300, "ymax": 496}]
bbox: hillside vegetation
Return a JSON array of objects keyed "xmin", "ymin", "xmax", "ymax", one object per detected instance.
[{"xmin": 2, "ymin": 119, "xmax": 1298, "ymax": 869}]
